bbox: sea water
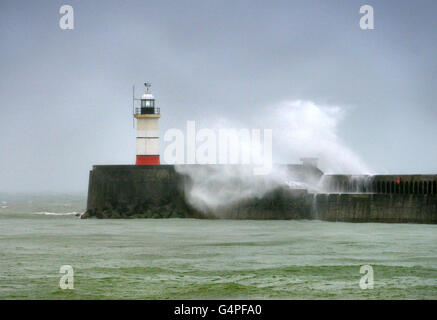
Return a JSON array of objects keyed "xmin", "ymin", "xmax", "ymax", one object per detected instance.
[{"xmin": 0, "ymin": 193, "xmax": 436, "ymax": 299}]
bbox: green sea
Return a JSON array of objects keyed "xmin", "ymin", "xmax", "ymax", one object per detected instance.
[{"xmin": 0, "ymin": 193, "xmax": 436, "ymax": 299}]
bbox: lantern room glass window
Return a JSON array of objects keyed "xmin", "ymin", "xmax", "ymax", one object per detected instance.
[{"xmin": 141, "ymin": 99, "xmax": 155, "ymax": 108}]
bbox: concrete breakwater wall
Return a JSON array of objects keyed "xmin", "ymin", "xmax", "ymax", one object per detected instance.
[
  {"xmin": 83, "ymin": 165, "xmax": 311, "ymax": 219},
  {"xmin": 84, "ymin": 165, "xmax": 437, "ymax": 223},
  {"xmin": 311, "ymin": 193, "xmax": 437, "ymax": 223},
  {"xmin": 85, "ymin": 165, "xmax": 195, "ymax": 219}
]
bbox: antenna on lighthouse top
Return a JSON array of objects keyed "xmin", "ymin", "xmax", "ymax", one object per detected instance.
[
  {"xmin": 132, "ymin": 85, "xmax": 135, "ymax": 129},
  {"xmin": 144, "ymin": 82, "xmax": 152, "ymax": 93}
]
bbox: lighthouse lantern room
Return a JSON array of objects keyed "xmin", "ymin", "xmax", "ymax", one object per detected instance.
[{"xmin": 134, "ymin": 82, "xmax": 161, "ymax": 165}]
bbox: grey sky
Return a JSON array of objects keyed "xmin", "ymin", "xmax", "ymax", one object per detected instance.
[{"xmin": 0, "ymin": 0, "xmax": 436, "ymax": 192}]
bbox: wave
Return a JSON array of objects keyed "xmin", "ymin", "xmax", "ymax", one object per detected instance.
[{"xmin": 33, "ymin": 211, "xmax": 83, "ymax": 216}]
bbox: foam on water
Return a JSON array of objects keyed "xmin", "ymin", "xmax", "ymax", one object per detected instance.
[{"xmin": 33, "ymin": 211, "xmax": 82, "ymax": 216}]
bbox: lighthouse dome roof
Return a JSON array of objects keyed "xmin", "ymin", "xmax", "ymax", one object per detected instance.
[{"xmin": 141, "ymin": 93, "xmax": 154, "ymax": 100}]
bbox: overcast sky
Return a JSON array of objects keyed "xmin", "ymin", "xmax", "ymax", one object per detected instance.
[{"xmin": 1, "ymin": 0, "xmax": 436, "ymax": 193}]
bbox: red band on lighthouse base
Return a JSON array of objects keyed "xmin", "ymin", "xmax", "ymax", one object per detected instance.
[{"xmin": 136, "ymin": 155, "xmax": 160, "ymax": 165}]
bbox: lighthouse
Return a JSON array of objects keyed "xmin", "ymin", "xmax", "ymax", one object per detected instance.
[{"xmin": 134, "ymin": 82, "xmax": 160, "ymax": 165}]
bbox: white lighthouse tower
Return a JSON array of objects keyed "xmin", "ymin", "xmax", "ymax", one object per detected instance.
[{"xmin": 134, "ymin": 82, "xmax": 160, "ymax": 165}]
